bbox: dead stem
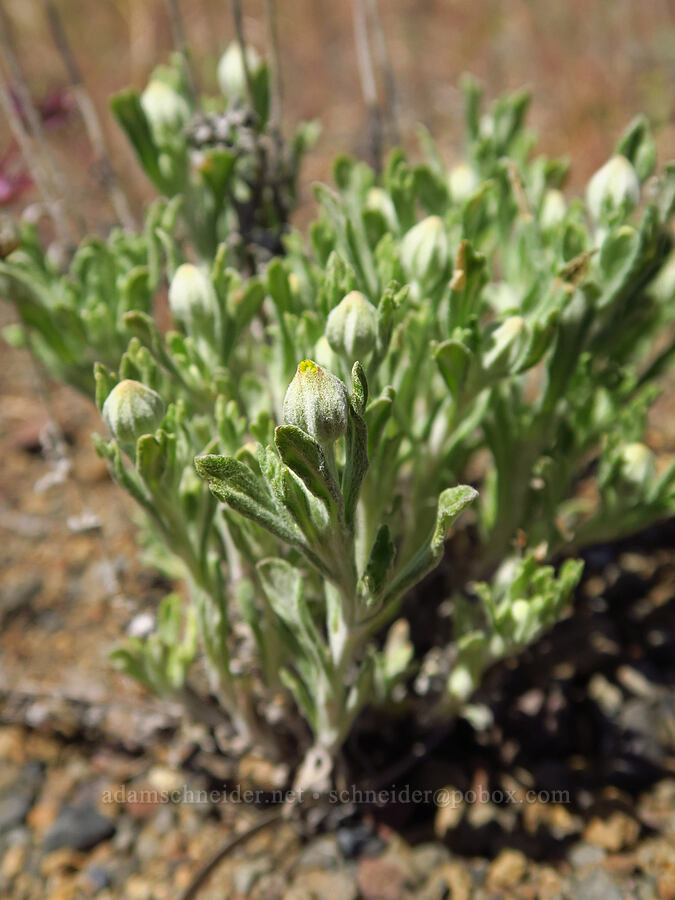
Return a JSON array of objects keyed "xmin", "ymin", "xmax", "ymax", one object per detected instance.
[
  {"xmin": 41, "ymin": 0, "xmax": 138, "ymax": 231},
  {"xmin": 351, "ymin": 0, "xmax": 383, "ymax": 172},
  {"xmin": 166, "ymin": 0, "xmax": 199, "ymax": 106},
  {"xmin": 365, "ymin": 0, "xmax": 399, "ymax": 145},
  {"xmin": 0, "ymin": 70, "xmax": 71, "ymax": 239},
  {"xmin": 230, "ymin": 0, "xmax": 256, "ymax": 111},
  {"xmin": 264, "ymin": 0, "xmax": 283, "ymax": 136},
  {"xmin": 0, "ymin": 2, "xmax": 85, "ymax": 240}
]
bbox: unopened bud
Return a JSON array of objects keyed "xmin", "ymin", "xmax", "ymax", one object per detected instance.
[
  {"xmin": 140, "ymin": 80, "xmax": 190, "ymax": 138},
  {"xmin": 217, "ymin": 42, "xmax": 262, "ymax": 100},
  {"xmin": 620, "ymin": 442, "xmax": 656, "ymax": 487},
  {"xmin": 283, "ymin": 360, "xmax": 349, "ymax": 447},
  {"xmin": 365, "ymin": 187, "xmax": 398, "ymax": 230},
  {"xmin": 400, "ymin": 215, "xmax": 448, "ymax": 289},
  {"xmin": 102, "ymin": 380, "xmax": 164, "ymax": 444},
  {"xmin": 586, "ymin": 155, "xmax": 640, "ymax": 221},
  {"xmin": 168, "ymin": 264, "xmax": 218, "ymax": 326},
  {"xmin": 448, "ymin": 162, "xmax": 478, "ymax": 204},
  {"xmin": 540, "ymin": 189, "xmax": 567, "ymax": 230},
  {"xmin": 483, "ymin": 316, "xmax": 526, "ymax": 371},
  {"xmin": 325, "ymin": 291, "xmax": 377, "ymax": 360}
]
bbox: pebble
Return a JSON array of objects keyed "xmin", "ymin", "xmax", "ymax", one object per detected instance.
[
  {"xmin": 0, "ymin": 576, "xmax": 42, "ymax": 623},
  {"xmin": 487, "ymin": 849, "xmax": 527, "ymax": 888},
  {"xmin": 233, "ymin": 857, "xmax": 273, "ymax": 895},
  {"xmin": 357, "ymin": 855, "xmax": 412, "ymax": 900},
  {"xmin": 82, "ymin": 864, "xmax": 113, "ymax": 892},
  {"xmin": 568, "ymin": 841, "xmax": 607, "ymax": 868},
  {"xmin": 286, "ymin": 869, "xmax": 358, "ymax": 900},
  {"xmin": 424, "ymin": 861, "xmax": 472, "ymax": 900},
  {"xmin": 572, "ymin": 868, "xmax": 622, "ymax": 900},
  {"xmin": 43, "ymin": 805, "xmax": 116, "ymax": 852},
  {"xmin": 295, "ymin": 834, "xmax": 343, "ymax": 871},
  {"xmin": 0, "ymin": 794, "xmax": 33, "ymax": 834},
  {"xmin": 1, "ymin": 843, "xmax": 25, "ymax": 880},
  {"xmin": 584, "ymin": 812, "xmax": 640, "ymax": 851}
]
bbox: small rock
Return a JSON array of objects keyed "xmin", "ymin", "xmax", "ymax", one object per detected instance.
[
  {"xmin": 1, "ymin": 843, "xmax": 25, "ymax": 880},
  {"xmin": 0, "ymin": 794, "xmax": 32, "ymax": 834},
  {"xmin": 572, "ymin": 868, "xmax": 622, "ymax": 900},
  {"xmin": 286, "ymin": 869, "xmax": 357, "ymax": 900},
  {"xmin": 425, "ymin": 861, "xmax": 472, "ymax": 900},
  {"xmin": 584, "ymin": 812, "xmax": 640, "ymax": 851},
  {"xmin": 588, "ymin": 674, "xmax": 623, "ymax": 716},
  {"xmin": 82, "ymin": 864, "xmax": 113, "ymax": 892},
  {"xmin": 357, "ymin": 855, "xmax": 411, "ymax": 900},
  {"xmin": 487, "ymin": 849, "xmax": 527, "ymax": 889},
  {"xmin": 434, "ymin": 786, "xmax": 464, "ymax": 837},
  {"xmin": 411, "ymin": 842, "xmax": 451, "ymax": 878},
  {"xmin": 336, "ymin": 822, "xmax": 384, "ymax": 859},
  {"xmin": 0, "ymin": 576, "xmax": 42, "ymax": 623},
  {"xmin": 568, "ymin": 841, "xmax": 607, "ymax": 869},
  {"xmin": 295, "ymin": 834, "xmax": 343, "ymax": 871},
  {"xmin": 658, "ymin": 872, "xmax": 675, "ymax": 900},
  {"xmin": 43, "ymin": 805, "xmax": 116, "ymax": 852},
  {"xmin": 40, "ymin": 847, "xmax": 86, "ymax": 877},
  {"xmin": 233, "ymin": 857, "xmax": 273, "ymax": 895}
]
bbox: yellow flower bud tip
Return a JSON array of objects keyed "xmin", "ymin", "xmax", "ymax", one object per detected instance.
[
  {"xmin": 283, "ymin": 360, "xmax": 349, "ymax": 446},
  {"xmin": 299, "ymin": 358, "xmax": 318, "ymax": 375},
  {"xmin": 140, "ymin": 80, "xmax": 190, "ymax": 134},
  {"xmin": 325, "ymin": 290, "xmax": 378, "ymax": 360},
  {"xmin": 102, "ymin": 379, "xmax": 164, "ymax": 445},
  {"xmin": 168, "ymin": 264, "xmax": 217, "ymax": 322}
]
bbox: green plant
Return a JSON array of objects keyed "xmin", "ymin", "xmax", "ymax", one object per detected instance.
[{"xmin": 2, "ymin": 76, "xmax": 674, "ymax": 787}]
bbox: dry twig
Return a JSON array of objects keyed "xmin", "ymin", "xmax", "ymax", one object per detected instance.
[
  {"xmin": 166, "ymin": 0, "xmax": 199, "ymax": 105},
  {"xmin": 0, "ymin": 2, "xmax": 84, "ymax": 239},
  {"xmin": 351, "ymin": 0, "xmax": 383, "ymax": 172},
  {"xmin": 41, "ymin": 0, "xmax": 137, "ymax": 231}
]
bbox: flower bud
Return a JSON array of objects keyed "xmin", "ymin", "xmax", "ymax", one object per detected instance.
[
  {"xmin": 586, "ymin": 154, "xmax": 640, "ymax": 221},
  {"xmin": 168, "ymin": 264, "xmax": 218, "ymax": 325},
  {"xmin": 325, "ymin": 291, "xmax": 378, "ymax": 361},
  {"xmin": 448, "ymin": 162, "xmax": 478, "ymax": 204},
  {"xmin": 540, "ymin": 189, "xmax": 567, "ymax": 231},
  {"xmin": 483, "ymin": 316, "xmax": 526, "ymax": 371},
  {"xmin": 140, "ymin": 80, "xmax": 190, "ymax": 138},
  {"xmin": 365, "ymin": 187, "xmax": 398, "ymax": 231},
  {"xmin": 620, "ymin": 442, "xmax": 656, "ymax": 487},
  {"xmin": 283, "ymin": 360, "xmax": 349, "ymax": 447},
  {"xmin": 400, "ymin": 215, "xmax": 448, "ymax": 289},
  {"xmin": 102, "ymin": 380, "xmax": 164, "ymax": 444},
  {"xmin": 217, "ymin": 42, "xmax": 262, "ymax": 100}
]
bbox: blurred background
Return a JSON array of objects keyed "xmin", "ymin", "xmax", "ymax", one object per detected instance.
[{"xmin": 2, "ymin": 0, "xmax": 674, "ymax": 226}]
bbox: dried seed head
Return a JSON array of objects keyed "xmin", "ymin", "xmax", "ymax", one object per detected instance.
[
  {"xmin": 283, "ymin": 360, "xmax": 349, "ymax": 447},
  {"xmin": 102, "ymin": 380, "xmax": 164, "ymax": 444},
  {"xmin": 325, "ymin": 291, "xmax": 378, "ymax": 361}
]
